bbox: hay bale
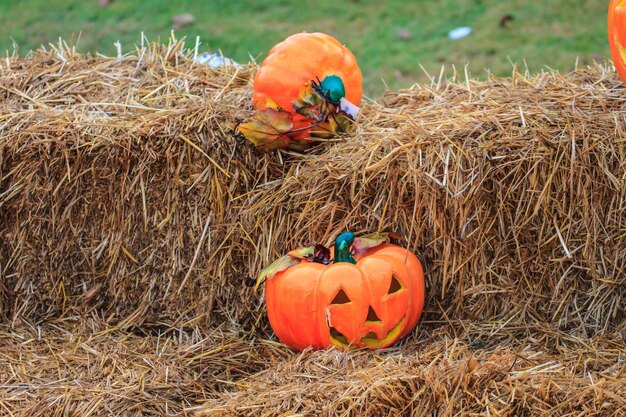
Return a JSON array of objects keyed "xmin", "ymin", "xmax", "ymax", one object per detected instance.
[
  {"xmin": 1, "ymin": 41, "xmax": 625, "ymax": 338},
  {"xmin": 1, "ymin": 318, "xmax": 624, "ymax": 416},
  {"xmin": 250, "ymin": 67, "xmax": 626, "ymax": 334},
  {"xmin": 0, "ymin": 41, "xmax": 268, "ymax": 325}
]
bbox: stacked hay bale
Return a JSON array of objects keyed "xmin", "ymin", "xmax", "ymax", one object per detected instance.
[
  {"xmin": 0, "ymin": 41, "xmax": 624, "ymax": 416},
  {"xmin": 0, "ymin": 42, "xmax": 270, "ymax": 326}
]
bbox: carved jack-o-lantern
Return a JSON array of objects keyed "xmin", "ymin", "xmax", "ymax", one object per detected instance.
[{"xmin": 263, "ymin": 232, "xmax": 425, "ymax": 350}]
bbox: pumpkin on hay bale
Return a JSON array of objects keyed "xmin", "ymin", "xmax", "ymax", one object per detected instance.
[
  {"xmin": 0, "ymin": 38, "xmax": 625, "ymax": 416},
  {"xmin": 237, "ymin": 32, "xmax": 363, "ymax": 152}
]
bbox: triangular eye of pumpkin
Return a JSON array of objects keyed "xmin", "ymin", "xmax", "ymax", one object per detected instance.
[
  {"xmin": 388, "ymin": 275, "xmax": 403, "ymax": 294},
  {"xmin": 331, "ymin": 289, "xmax": 351, "ymax": 304}
]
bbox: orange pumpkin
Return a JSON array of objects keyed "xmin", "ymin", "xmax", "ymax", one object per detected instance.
[
  {"xmin": 265, "ymin": 241, "xmax": 425, "ymax": 350},
  {"xmin": 609, "ymin": 0, "xmax": 626, "ymax": 84},
  {"xmin": 252, "ymin": 32, "xmax": 363, "ymax": 140}
]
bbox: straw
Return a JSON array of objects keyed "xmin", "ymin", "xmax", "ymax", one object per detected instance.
[{"xmin": 1, "ymin": 38, "xmax": 625, "ymax": 415}]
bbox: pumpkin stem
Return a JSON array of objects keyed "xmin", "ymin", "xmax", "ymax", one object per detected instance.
[
  {"xmin": 334, "ymin": 231, "xmax": 356, "ymax": 264},
  {"xmin": 314, "ymin": 75, "xmax": 346, "ymax": 104}
]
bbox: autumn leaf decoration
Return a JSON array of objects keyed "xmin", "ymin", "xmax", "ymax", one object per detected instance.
[
  {"xmin": 236, "ymin": 98, "xmax": 294, "ymax": 152},
  {"xmin": 237, "ymin": 83, "xmax": 357, "ymax": 152},
  {"xmin": 248, "ymin": 233, "xmax": 403, "ymax": 292}
]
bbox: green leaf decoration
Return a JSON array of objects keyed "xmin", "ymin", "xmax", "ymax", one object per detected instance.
[{"xmin": 288, "ymin": 244, "xmax": 331, "ymax": 264}]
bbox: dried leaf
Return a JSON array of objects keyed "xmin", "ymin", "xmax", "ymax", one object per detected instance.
[
  {"xmin": 253, "ymin": 255, "xmax": 301, "ymax": 291},
  {"xmin": 292, "ymin": 84, "xmax": 330, "ymax": 122},
  {"xmin": 310, "ymin": 243, "xmax": 331, "ymax": 264},
  {"xmin": 287, "ymin": 246, "xmax": 315, "ymax": 259},
  {"xmin": 237, "ymin": 108, "xmax": 294, "ymax": 152},
  {"xmin": 310, "ymin": 111, "xmax": 352, "ymax": 138},
  {"xmin": 352, "ymin": 232, "xmax": 402, "ymax": 254},
  {"xmin": 241, "ymin": 81, "xmax": 357, "ymax": 152}
]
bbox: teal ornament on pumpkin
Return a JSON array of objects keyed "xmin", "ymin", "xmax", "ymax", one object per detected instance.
[{"xmin": 314, "ymin": 75, "xmax": 346, "ymax": 104}]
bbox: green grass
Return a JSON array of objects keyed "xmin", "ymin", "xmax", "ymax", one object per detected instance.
[{"xmin": 0, "ymin": 0, "xmax": 611, "ymax": 96}]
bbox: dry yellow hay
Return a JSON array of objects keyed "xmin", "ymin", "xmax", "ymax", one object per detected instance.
[
  {"xmin": 0, "ymin": 39, "xmax": 625, "ymax": 415},
  {"xmin": 0, "ymin": 317, "xmax": 624, "ymax": 416}
]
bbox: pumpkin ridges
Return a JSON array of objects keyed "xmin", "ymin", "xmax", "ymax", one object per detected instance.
[
  {"xmin": 364, "ymin": 245, "xmax": 425, "ymax": 338},
  {"xmin": 265, "ymin": 262, "xmax": 327, "ymax": 350}
]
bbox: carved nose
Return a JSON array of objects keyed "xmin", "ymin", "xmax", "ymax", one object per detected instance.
[{"xmin": 366, "ymin": 306, "xmax": 382, "ymax": 323}]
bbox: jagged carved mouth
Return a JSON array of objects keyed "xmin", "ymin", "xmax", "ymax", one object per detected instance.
[{"xmin": 329, "ymin": 318, "xmax": 405, "ymax": 349}]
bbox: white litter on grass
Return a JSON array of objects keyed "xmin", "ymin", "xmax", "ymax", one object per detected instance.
[
  {"xmin": 195, "ymin": 51, "xmax": 241, "ymax": 68},
  {"xmin": 448, "ymin": 26, "xmax": 472, "ymax": 40}
]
